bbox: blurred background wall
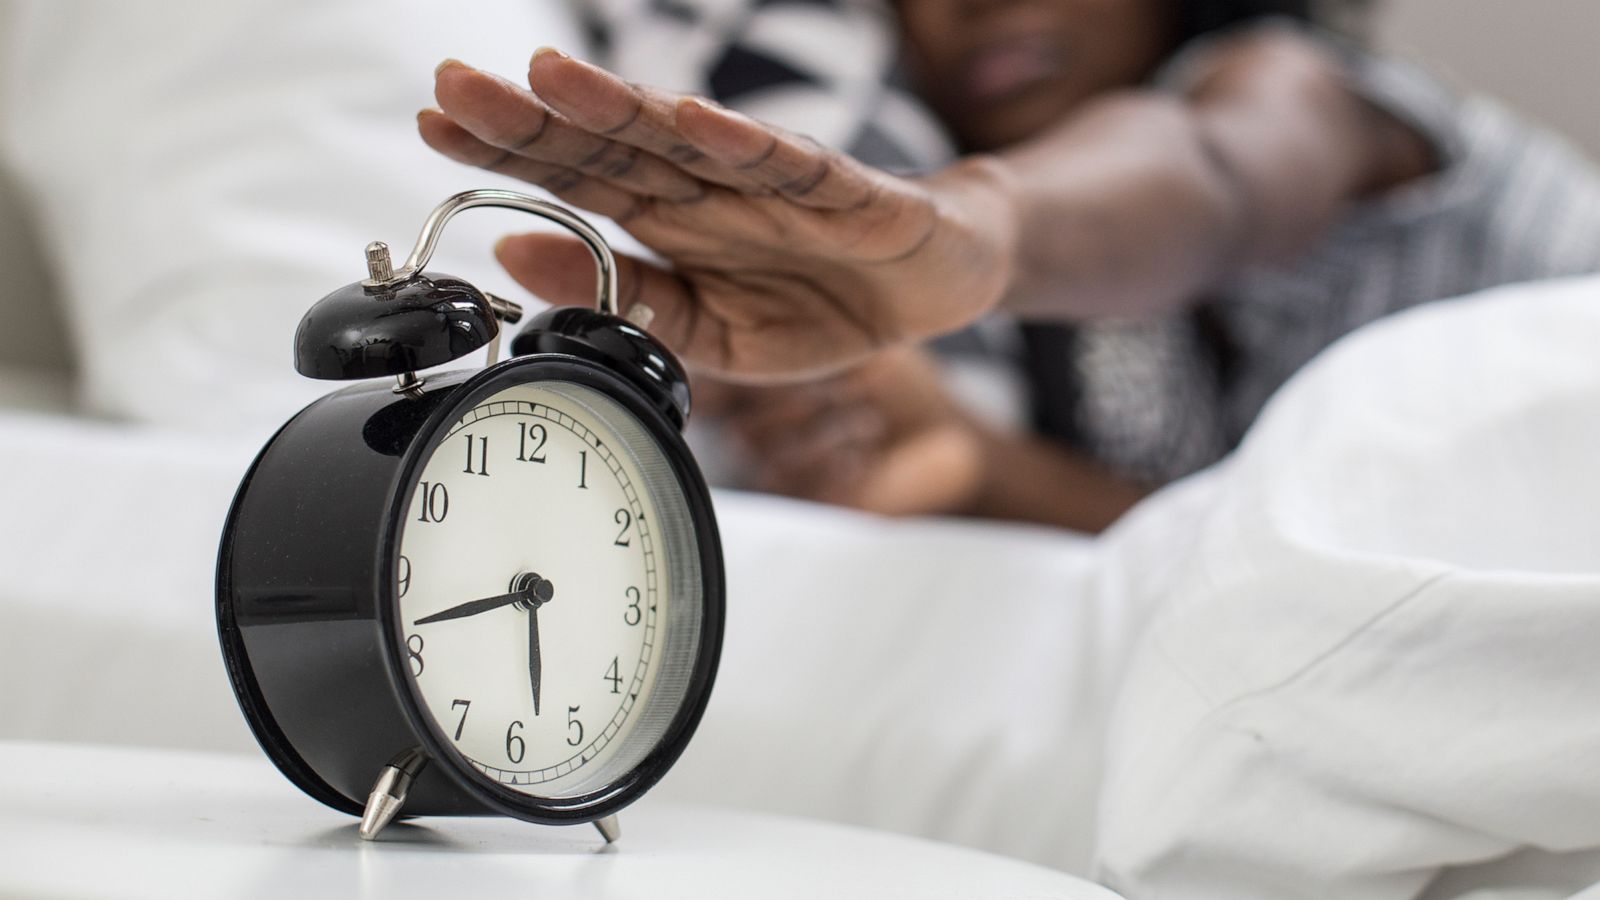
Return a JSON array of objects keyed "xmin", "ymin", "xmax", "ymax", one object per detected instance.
[
  {"xmin": 2, "ymin": 0, "xmax": 1596, "ymax": 386},
  {"xmin": 1376, "ymin": 0, "xmax": 1600, "ymax": 160}
]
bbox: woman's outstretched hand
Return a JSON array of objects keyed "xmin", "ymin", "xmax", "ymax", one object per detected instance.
[
  {"xmin": 418, "ymin": 50, "xmax": 1017, "ymax": 380},
  {"xmin": 696, "ymin": 348, "xmax": 1150, "ymax": 531}
]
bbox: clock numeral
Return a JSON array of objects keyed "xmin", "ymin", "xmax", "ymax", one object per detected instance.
[
  {"xmin": 505, "ymin": 720, "xmax": 526, "ymax": 764},
  {"xmin": 397, "ymin": 555, "xmax": 412, "ymax": 598},
  {"xmin": 450, "ymin": 699, "xmax": 471, "ymax": 741},
  {"xmin": 405, "ymin": 634, "xmax": 425, "ymax": 677},
  {"xmin": 416, "ymin": 481, "xmax": 449, "ymax": 523},
  {"xmin": 566, "ymin": 706, "xmax": 584, "ymax": 747},
  {"xmin": 623, "ymin": 586, "xmax": 642, "ymax": 627},
  {"xmin": 613, "ymin": 508, "xmax": 632, "ymax": 547},
  {"xmin": 517, "ymin": 423, "xmax": 548, "ymax": 463},
  {"xmin": 604, "ymin": 656, "xmax": 622, "ymax": 694},
  {"xmin": 462, "ymin": 434, "xmax": 490, "ymax": 477},
  {"xmin": 578, "ymin": 450, "xmax": 589, "ymax": 489}
]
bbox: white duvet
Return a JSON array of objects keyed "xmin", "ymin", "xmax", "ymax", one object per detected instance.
[
  {"xmin": 4, "ymin": 276, "xmax": 1600, "ymax": 900},
  {"xmin": 1096, "ymin": 277, "xmax": 1600, "ymax": 900}
]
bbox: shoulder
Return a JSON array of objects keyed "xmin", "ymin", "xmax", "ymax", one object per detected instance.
[
  {"xmin": 1163, "ymin": 20, "xmax": 1355, "ymax": 105},
  {"xmin": 1169, "ymin": 20, "xmax": 1439, "ymax": 196}
]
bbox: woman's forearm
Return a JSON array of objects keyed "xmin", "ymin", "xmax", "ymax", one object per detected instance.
[
  {"xmin": 987, "ymin": 91, "xmax": 1253, "ymax": 320},
  {"xmin": 973, "ymin": 32, "xmax": 1431, "ymax": 322}
]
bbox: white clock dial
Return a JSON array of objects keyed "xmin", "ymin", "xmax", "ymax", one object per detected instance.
[{"xmin": 396, "ymin": 380, "xmax": 689, "ymax": 798}]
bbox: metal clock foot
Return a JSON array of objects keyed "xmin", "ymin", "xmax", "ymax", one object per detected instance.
[
  {"xmin": 593, "ymin": 815, "xmax": 621, "ymax": 844},
  {"xmin": 358, "ymin": 748, "xmax": 430, "ymax": 841}
]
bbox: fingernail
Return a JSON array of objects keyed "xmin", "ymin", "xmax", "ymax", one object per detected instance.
[
  {"xmin": 493, "ymin": 235, "xmax": 514, "ymax": 256},
  {"xmin": 681, "ymin": 96, "xmax": 742, "ymax": 122},
  {"xmin": 532, "ymin": 46, "xmax": 570, "ymax": 64},
  {"xmin": 435, "ymin": 58, "xmax": 463, "ymax": 76},
  {"xmin": 416, "ymin": 107, "xmax": 442, "ymax": 122}
]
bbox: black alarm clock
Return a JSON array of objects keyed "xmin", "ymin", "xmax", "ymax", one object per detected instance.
[{"xmin": 216, "ymin": 189, "xmax": 724, "ymax": 844}]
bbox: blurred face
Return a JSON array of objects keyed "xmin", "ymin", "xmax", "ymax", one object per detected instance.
[{"xmin": 896, "ymin": 0, "xmax": 1175, "ymax": 151}]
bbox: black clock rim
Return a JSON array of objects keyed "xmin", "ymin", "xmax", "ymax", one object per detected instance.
[{"xmin": 375, "ymin": 354, "xmax": 725, "ymax": 824}]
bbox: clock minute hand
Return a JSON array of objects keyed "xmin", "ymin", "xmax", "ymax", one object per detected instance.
[
  {"xmin": 524, "ymin": 576, "xmax": 555, "ymax": 716},
  {"xmin": 529, "ymin": 607, "xmax": 542, "ymax": 717},
  {"xmin": 412, "ymin": 576, "xmax": 544, "ymax": 626}
]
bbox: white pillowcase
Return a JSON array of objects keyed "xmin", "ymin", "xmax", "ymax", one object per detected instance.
[{"xmin": 0, "ymin": 0, "xmax": 587, "ymax": 435}]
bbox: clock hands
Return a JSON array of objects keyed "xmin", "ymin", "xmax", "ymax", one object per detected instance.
[
  {"xmin": 412, "ymin": 573, "xmax": 555, "ymax": 718},
  {"xmin": 412, "ymin": 574, "xmax": 554, "ymax": 625}
]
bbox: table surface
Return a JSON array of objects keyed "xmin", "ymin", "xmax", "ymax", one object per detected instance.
[{"xmin": 0, "ymin": 741, "xmax": 1122, "ymax": 899}]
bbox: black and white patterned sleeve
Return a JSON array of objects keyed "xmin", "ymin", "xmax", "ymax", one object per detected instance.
[{"xmin": 569, "ymin": 0, "xmax": 953, "ymax": 174}]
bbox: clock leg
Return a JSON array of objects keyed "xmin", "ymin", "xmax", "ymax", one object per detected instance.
[
  {"xmin": 358, "ymin": 747, "xmax": 430, "ymax": 841},
  {"xmin": 593, "ymin": 815, "xmax": 621, "ymax": 844}
]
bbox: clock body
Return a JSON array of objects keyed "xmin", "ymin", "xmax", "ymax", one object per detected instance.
[{"xmin": 216, "ymin": 352, "xmax": 723, "ymax": 825}]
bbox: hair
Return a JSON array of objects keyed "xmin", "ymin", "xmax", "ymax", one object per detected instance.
[
  {"xmin": 1175, "ymin": 0, "xmax": 1372, "ymax": 45},
  {"xmin": 1176, "ymin": 0, "xmax": 1310, "ymax": 42}
]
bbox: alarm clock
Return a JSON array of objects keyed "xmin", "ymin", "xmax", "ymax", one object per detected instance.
[{"xmin": 216, "ymin": 189, "xmax": 724, "ymax": 844}]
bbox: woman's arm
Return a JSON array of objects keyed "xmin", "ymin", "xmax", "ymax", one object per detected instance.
[
  {"xmin": 420, "ymin": 32, "xmax": 1430, "ymax": 380},
  {"xmin": 998, "ymin": 30, "xmax": 1435, "ymax": 319}
]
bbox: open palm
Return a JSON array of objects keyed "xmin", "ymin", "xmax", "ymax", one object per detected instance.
[{"xmin": 419, "ymin": 50, "xmax": 1015, "ymax": 380}]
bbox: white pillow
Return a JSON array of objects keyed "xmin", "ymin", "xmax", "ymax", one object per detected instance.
[
  {"xmin": 1095, "ymin": 276, "xmax": 1600, "ymax": 900},
  {"xmin": 0, "ymin": 0, "xmax": 587, "ymax": 435}
]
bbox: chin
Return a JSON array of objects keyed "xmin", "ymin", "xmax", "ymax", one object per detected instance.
[{"xmin": 953, "ymin": 91, "xmax": 1080, "ymax": 152}]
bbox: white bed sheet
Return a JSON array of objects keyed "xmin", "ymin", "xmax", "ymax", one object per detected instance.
[{"xmin": 0, "ymin": 406, "xmax": 1170, "ymax": 875}]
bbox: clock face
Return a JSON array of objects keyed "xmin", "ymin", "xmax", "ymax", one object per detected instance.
[{"xmin": 395, "ymin": 379, "xmax": 700, "ymax": 799}]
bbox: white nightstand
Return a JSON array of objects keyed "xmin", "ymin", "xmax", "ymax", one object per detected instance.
[{"xmin": 0, "ymin": 741, "xmax": 1122, "ymax": 899}]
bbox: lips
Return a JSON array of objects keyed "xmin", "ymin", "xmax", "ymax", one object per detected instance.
[{"xmin": 961, "ymin": 35, "xmax": 1066, "ymax": 104}]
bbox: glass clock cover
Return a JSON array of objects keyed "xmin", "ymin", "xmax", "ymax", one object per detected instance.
[{"xmin": 395, "ymin": 380, "xmax": 703, "ymax": 799}]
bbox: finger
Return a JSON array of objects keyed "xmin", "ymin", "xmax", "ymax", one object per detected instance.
[
  {"xmin": 527, "ymin": 48, "xmax": 770, "ymax": 193},
  {"xmin": 495, "ymin": 233, "xmax": 709, "ymax": 356},
  {"xmin": 675, "ymin": 98, "xmax": 876, "ymax": 210},
  {"xmin": 425, "ymin": 106, "xmax": 775, "ymax": 248},
  {"xmin": 732, "ymin": 384, "xmax": 863, "ymax": 454},
  {"xmin": 756, "ymin": 411, "xmax": 884, "ymax": 504},
  {"xmin": 434, "ymin": 61, "xmax": 707, "ymax": 203},
  {"xmin": 419, "ymin": 110, "xmax": 645, "ymax": 221},
  {"xmin": 770, "ymin": 407, "xmax": 886, "ymax": 467},
  {"xmin": 757, "ymin": 441, "xmax": 867, "ymax": 504}
]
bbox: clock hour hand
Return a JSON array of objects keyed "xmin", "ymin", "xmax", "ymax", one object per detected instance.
[{"xmin": 413, "ymin": 574, "xmax": 553, "ymax": 626}]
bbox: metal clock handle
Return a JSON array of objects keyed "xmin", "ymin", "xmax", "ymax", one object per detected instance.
[{"xmin": 366, "ymin": 188, "xmax": 626, "ymax": 319}]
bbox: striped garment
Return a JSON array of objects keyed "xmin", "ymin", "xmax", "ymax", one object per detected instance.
[
  {"xmin": 1060, "ymin": 20, "xmax": 1600, "ymax": 482},
  {"xmin": 576, "ymin": 3, "xmax": 1600, "ymax": 484}
]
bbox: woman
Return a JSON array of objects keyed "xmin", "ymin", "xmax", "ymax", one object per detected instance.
[{"xmin": 417, "ymin": 0, "xmax": 1600, "ymax": 530}]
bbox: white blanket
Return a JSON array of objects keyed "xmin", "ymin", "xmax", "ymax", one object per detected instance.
[
  {"xmin": 1096, "ymin": 276, "xmax": 1600, "ymax": 900},
  {"xmin": 0, "ymin": 407, "xmax": 1171, "ymax": 875}
]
